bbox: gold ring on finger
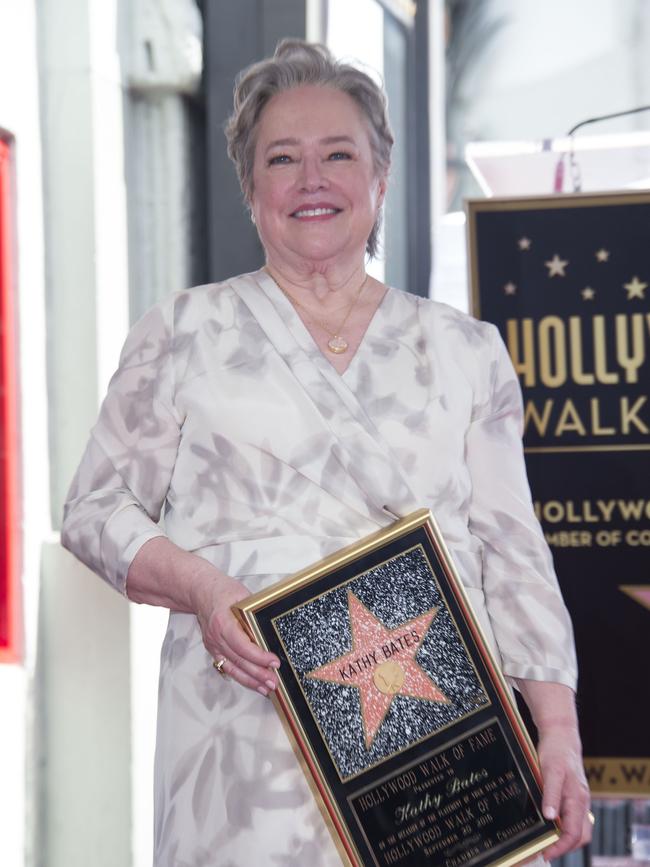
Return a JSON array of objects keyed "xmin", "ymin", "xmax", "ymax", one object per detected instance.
[{"xmin": 213, "ymin": 657, "xmax": 227, "ymax": 677}]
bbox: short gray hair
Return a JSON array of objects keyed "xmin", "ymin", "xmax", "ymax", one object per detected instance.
[{"xmin": 225, "ymin": 39, "xmax": 393, "ymax": 259}]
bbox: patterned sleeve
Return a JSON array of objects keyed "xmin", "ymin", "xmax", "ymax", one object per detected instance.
[
  {"xmin": 465, "ymin": 324, "xmax": 578, "ymax": 689},
  {"xmin": 61, "ymin": 300, "xmax": 183, "ymax": 595}
]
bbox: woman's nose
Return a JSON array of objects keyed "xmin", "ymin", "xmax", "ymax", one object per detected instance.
[{"xmin": 299, "ymin": 155, "xmax": 328, "ymax": 192}]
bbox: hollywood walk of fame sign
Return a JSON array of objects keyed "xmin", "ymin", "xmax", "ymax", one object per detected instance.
[
  {"xmin": 467, "ymin": 191, "xmax": 650, "ymax": 796},
  {"xmin": 234, "ymin": 510, "xmax": 558, "ymax": 867}
]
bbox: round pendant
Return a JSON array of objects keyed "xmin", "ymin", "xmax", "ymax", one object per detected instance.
[{"xmin": 327, "ymin": 335, "xmax": 348, "ymax": 354}]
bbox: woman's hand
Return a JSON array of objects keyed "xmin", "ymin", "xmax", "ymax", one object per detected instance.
[
  {"xmin": 126, "ymin": 537, "xmax": 280, "ymax": 695},
  {"xmin": 516, "ymin": 679, "xmax": 592, "ymax": 861},
  {"xmin": 192, "ymin": 568, "xmax": 280, "ymax": 696},
  {"xmin": 536, "ymin": 722, "xmax": 592, "ymax": 860}
]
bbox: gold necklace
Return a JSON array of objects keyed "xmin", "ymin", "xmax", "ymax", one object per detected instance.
[{"xmin": 269, "ymin": 270, "xmax": 369, "ymax": 354}]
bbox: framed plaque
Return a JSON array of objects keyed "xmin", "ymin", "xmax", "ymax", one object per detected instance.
[{"xmin": 234, "ymin": 510, "xmax": 558, "ymax": 867}]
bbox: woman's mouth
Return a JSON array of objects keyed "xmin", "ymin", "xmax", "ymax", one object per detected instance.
[{"xmin": 291, "ymin": 207, "xmax": 341, "ymax": 219}]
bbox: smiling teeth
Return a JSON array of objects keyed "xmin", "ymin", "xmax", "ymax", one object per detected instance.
[{"xmin": 294, "ymin": 208, "xmax": 337, "ymax": 217}]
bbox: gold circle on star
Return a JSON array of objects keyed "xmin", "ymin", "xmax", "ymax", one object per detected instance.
[{"xmin": 373, "ymin": 660, "xmax": 406, "ymax": 695}]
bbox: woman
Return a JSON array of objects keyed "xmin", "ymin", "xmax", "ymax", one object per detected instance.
[{"xmin": 62, "ymin": 40, "xmax": 591, "ymax": 866}]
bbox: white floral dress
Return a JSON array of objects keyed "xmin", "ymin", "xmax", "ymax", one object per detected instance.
[{"xmin": 62, "ymin": 270, "xmax": 577, "ymax": 866}]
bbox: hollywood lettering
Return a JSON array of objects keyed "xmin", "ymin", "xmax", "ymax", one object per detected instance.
[{"xmin": 506, "ymin": 314, "xmax": 650, "ymax": 441}]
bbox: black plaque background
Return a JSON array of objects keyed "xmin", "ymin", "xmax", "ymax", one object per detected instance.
[
  {"xmin": 251, "ymin": 523, "xmax": 555, "ymax": 866},
  {"xmin": 348, "ymin": 719, "xmax": 540, "ymax": 867},
  {"xmin": 468, "ymin": 193, "xmax": 650, "ymax": 794}
]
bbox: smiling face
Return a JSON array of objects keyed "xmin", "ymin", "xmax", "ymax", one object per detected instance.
[{"xmin": 249, "ymin": 85, "xmax": 387, "ymax": 272}]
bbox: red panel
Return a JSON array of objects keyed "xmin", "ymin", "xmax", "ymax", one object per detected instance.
[{"xmin": 0, "ymin": 135, "xmax": 21, "ymax": 663}]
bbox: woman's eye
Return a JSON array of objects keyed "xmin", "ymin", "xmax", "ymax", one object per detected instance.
[
  {"xmin": 328, "ymin": 151, "xmax": 351, "ymax": 161},
  {"xmin": 268, "ymin": 154, "xmax": 292, "ymax": 165}
]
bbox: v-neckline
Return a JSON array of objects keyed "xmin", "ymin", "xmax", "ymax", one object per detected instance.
[{"xmin": 254, "ymin": 268, "xmax": 392, "ymax": 377}]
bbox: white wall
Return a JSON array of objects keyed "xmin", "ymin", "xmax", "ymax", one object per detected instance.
[
  {"xmin": 432, "ymin": 0, "xmax": 650, "ymax": 309},
  {"xmin": 454, "ymin": 0, "xmax": 650, "ymax": 144},
  {"xmin": 0, "ymin": 1, "xmax": 49, "ymax": 864}
]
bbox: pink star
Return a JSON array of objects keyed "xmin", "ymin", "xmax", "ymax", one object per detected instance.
[{"xmin": 307, "ymin": 592, "xmax": 448, "ymax": 748}]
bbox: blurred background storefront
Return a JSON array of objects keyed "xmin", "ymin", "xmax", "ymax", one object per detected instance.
[{"xmin": 0, "ymin": 1, "xmax": 648, "ymax": 865}]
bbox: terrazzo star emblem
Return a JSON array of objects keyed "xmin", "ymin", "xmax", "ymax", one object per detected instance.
[{"xmin": 307, "ymin": 592, "xmax": 449, "ymax": 749}]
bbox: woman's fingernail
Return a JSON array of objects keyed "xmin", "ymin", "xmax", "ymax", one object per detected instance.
[
  {"xmin": 269, "ymin": 661, "xmax": 280, "ymax": 669},
  {"xmin": 257, "ymin": 686, "xmax": 268, "ymax": 697},
  {"xmin": 543, "ymin": 807, "xmax": 557, "ymax": 820},
  {"xmin": 266, "ymin": 679, "xmax": 276, "ymax": 690}
]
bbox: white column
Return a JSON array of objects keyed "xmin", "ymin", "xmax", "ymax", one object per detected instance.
[
  {"xmin": 37, "ymin": 0, "xmax": 132, "ymax": 863},
  {"xmin": 38, "ymin": 0, "xmax": 203, "ymax": 861}
]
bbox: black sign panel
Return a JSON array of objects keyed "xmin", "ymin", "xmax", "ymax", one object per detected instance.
[{"xmin": 468, "ymin": 191, "xmax": 650, "ymax": 795}]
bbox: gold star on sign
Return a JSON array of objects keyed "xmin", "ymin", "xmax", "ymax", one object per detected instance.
[
  {"xmin": 518, "ymin": 237, "xmax": 531, "ymax": 250},
  {"xmin": 596, "ymin": 248, "xmax": 610, "ymax": 262},
  {"xmin": 545, "ymin": 254, "xmax": 569, "ymax": 277},
  {"xmin": 624, "ymin": 276, "xmax": 647, "ymax": 300},
  {"xmin": 582, "ymin": 287, "xmax": 595, "ymax": 300},
  {"xmin": 504, "ymin": 282, "xmax": 517, "ymax": 295},
  {"xmin": 307, "ymin": 592, "xmax": 448, "ymax": 749}
]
